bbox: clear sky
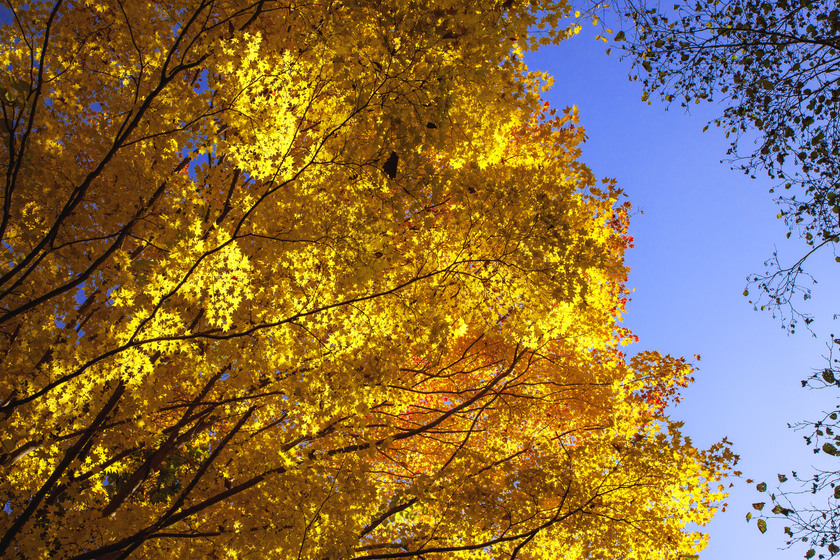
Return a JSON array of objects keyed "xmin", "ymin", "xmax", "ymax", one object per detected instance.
[{"xmin": 528, "ymin": 25, "xmax": 840, "ymax": 560}]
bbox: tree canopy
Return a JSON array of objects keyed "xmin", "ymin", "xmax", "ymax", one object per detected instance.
[{"xmin": 0, "ymin": 0, "xmax": 734, "ymax": 558}]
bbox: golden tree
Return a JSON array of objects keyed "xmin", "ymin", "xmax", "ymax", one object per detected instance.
[{"xmin": 0, "ymin": 0, "xmax": 734, "ymax": 558}]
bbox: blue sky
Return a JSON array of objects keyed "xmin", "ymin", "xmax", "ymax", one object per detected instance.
[{"xmin": 528, "ymin": 25, "xmax": 840, "ymax": 560}]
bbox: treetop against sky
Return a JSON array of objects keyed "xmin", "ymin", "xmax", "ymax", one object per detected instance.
[{"xmin": 0, "ymin": 1, "xmax": 734, "ymax": 558}]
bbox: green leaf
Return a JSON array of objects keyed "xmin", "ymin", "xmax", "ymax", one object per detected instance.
[
  {"xmin": 642, "ymin": 61, "xmax": 652, "ymax": 72},
  {"xmin": 823, "ymin": 443, "xmax": 837, "ymax": 455},
  {"xmin": 805, "ymin": 548, "xmax": 815, "ymax": 559},
  {"xmin": 757, "ymin": 519, "xmax": 767, "ymax": 533},
  {"xmin": 615, "ymin": 30, "xmax": 625, "ymax": 41},
  {"xmin": 757, "ymin": 482, "xmax": 767, "ymax": 492}
]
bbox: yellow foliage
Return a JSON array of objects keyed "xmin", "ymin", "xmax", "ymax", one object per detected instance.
[{"xmin": 0, "ymin": 0, "xmax": 734, "ymax": 558}]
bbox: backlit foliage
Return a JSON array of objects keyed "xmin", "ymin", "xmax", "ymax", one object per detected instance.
[{"xmin": 0, "ymin": 0, "xmax": 734, "ymax": 558}]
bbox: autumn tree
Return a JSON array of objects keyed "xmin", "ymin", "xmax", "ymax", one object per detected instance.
[{"xmin": 0, "ymin": 0, "xmax": 734, "ymax": 558}]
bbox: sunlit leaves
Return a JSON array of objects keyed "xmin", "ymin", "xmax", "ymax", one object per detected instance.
[{"xmin": 0, "ymin": 0, "xmax": 734, "ymax": 558}]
